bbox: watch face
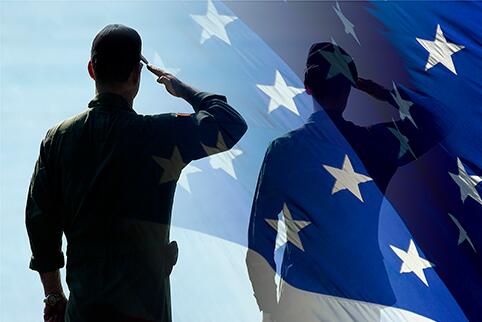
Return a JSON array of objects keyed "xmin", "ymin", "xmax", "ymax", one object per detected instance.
[{"xmin": 44, "ymin": 294, "xmax": 61, "ymax": 306}]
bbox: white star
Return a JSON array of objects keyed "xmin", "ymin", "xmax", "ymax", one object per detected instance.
[
  {"xmin": 323, "ymin": 154, "xmax": 373, "ymax": 202},
  {"xmin": 319, "ymin": 45, "xmax": 356, "ymax": 84},
  {"xmin": 152, "ymin": 51, "xmax": 180, "ymax": 76},
  {"xmin": 202, "ymin": 132, "xmax": 229, "ymax": 156},
  {"xmin": 256, "ymin": 70, "xmax": 305, "ymax": 115},
  {"xmin": 388, "ymin": 122, "xmax": 416, "ymax": 159},
  {"xmin": 449, "ymin": 157, "xmax": 482, "ymax": 206},
  {"xmin": 202, "ymin": 132, "xmax": 242, "ymax": 179},
  {"xmin": 333, "ymin": 1, "xmax": 360, "ymax": 45},
  {"xmin": 416, "ymin": 24, "xmax": 464, "ymax": 75},
  {"xmin": 265, "ymin": 203, "xmax": 311, "ymax": 251},
  {"xmin": 207, "ymin": 148, "xmax": 242, "ymax": 179},
  {"xmin": 152, "ymin": 146, "xmax": 185, "ymax": 184},
  {"xmin": 178, "ymin": 163, "xmax": 202, "ymax": 193},
  {"xmin": 390, "ymin": 239, "xmax": 434, "ymax": 287},
  {"xmin": 190, "ymin": 0, "xmax": 237, "ymax": 45},
  {"xmin": 448, "ymin": 213, "xmax": 476, "ymax": 252},
  {"xmin": 391, "ymin": 82, "xmax": 416, "ymax": 128}
]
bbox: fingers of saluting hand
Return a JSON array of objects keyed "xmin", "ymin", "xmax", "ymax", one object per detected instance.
[
  {"xmin": 147, "ymin": 64, "xmax": 169, "ymax": 77},
  {"xmin": 156, "ymin": 75, "xmax": 181, "ymax": 97},
  {"xmin": 157, "ymin": 76, "xmax": 171, "ymax": 85}
]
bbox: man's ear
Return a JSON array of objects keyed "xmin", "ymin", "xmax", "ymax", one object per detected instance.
[
  {"xmin": 130, "ymin": 64, "xmax": 141, "ymax": 86},
  {"xmin": 88, "ymin": 61, "xmax": 96, "ymax": 80},
  {"xmin": 304, "ymin": 80, "xmax": 313, "ymax": 96}
]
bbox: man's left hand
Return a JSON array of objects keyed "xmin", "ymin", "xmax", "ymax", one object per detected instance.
[{"xmin": 43, "ymin": 295, "xmax": 67, "ymax": 322}]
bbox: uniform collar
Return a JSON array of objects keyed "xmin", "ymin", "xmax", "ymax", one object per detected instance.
[
  {"xmin": 308, "ymin": 109, "xmax": 330, "ymax": 124},
  {"xmin": 306, "ymin": 101, "xmax": 350, "ymax": 147},
  {"xmin": 88, "ymin": 92, "xmax": 135, "ymax": 113},
  {"xmin": 308, "ymin": 99, "xmax": 345, "ymax": 125}
]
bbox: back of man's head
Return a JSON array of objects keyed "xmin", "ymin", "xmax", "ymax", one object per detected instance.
[
  {"xmin": 304, "ymin": 42, "xmax": 358, "ymax": 103},
  {"xmin": 91, "ymin": 24, "xmax": 142, "ymax": 84}
]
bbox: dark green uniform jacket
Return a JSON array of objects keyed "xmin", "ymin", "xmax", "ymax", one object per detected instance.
[{"xmin": 25, "ymin": 92, "xmax": 248, "ymax": 322}]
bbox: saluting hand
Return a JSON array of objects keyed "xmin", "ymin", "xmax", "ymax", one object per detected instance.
[
  {"xmin": 355, "ymin": 77, "xmax": 391, "ymax": 102},
  {"xmin": 146, "ymin": 64, "xmax": 186, "ymax": 98}
]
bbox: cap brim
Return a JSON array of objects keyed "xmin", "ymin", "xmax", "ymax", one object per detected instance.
[{"xmin": 140, "ymin": 54, "xmax": 148, "ymax": 65}]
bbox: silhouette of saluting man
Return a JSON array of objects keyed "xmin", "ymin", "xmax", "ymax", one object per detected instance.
[
  {"xmin": 247, "ymin": 42, "xmax": 447, "ymax": 322},
  {"xmin": 26, "ymin": 24, "xmax": 247, "ymax": 322}
]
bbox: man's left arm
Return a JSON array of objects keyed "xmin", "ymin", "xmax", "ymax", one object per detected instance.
[
  {"xmin": 246, "ymin": 141, "xmax": 285, "ymax": 321},
  {"xmin": 25, "ymin": 133, "xmax": 67, "ymax": 320}
]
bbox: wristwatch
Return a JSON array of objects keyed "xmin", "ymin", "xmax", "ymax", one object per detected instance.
[{"xmin": 43, "ymin": 293, "xmax": 65, "ymax": 306}]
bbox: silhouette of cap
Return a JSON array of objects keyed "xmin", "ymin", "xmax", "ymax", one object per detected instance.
[
  {"xmin": 91, "ymin": 24, "xmax": 142, "ymax": 82},
  {"xmin": 305, "ymin": 42, "xmax": 358, "ymax": 85}
]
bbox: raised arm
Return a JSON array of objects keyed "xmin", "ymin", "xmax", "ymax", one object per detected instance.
[
  {"xmin": 356, "ymin": 78, "xmax": 454, "ymax": 166},
  {"xmin": 146, "ymin": 64, "xmax": 248, "ymax": 163}
]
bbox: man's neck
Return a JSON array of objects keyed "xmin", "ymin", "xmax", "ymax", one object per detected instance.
[
  {"xmin": 313, "ymin": 97, "xmax": 343, "ymax": 119},
  {"xmin": 313, "ymin": 97, "xmax": 324, "ymax": 113},
  {"xmin": 95, "ymin": 86, "xmax": 134, "ymax": 109}
]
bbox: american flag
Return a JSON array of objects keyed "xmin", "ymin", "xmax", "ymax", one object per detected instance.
[{"xmin": 2, "ymin": 1, "xmax": 481, "ymax": 321}]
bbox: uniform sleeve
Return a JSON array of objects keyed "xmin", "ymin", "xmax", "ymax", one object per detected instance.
[
  {"xmin": 147, "ymin": 92, "xmax": 247, "ymax": 164},
  {"xmin": 25, "ymin": 132, "xmax": 64, "ymax": 272},
  {"xmin": 246, "ymin": 141, "xmax": 284, "ymax": 313},
  {"xmin": 170, "ymin": 91, "xmax": 247, "ymax": 163}
]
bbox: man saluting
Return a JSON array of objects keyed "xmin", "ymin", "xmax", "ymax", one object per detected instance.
[
  {"xmin": 25, "ymin": 24, "xmax": 247, "ymax": 322},
  {"xmin": 246, "ymin": 42, "xmax": 448, "ymax": 322}
]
